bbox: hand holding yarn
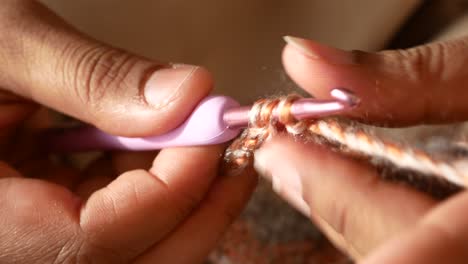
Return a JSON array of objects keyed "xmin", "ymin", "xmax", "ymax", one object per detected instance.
[{"xmin": 255, "ymin": 36, "xmax": 468, "ymax": 263}]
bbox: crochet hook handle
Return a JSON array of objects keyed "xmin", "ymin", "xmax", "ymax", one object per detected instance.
[
  {"xmin": 47, "ymin": 96, "xmax": 242, "ymax": 152},
  {"xmin": 47, "ymin": 88, "xmax": 358, "ymax": 152}
]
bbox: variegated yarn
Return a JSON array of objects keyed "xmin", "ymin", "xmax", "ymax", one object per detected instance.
[{"xmin": 224, "ymin": 95, "xmax": 468, "ymax": 194}]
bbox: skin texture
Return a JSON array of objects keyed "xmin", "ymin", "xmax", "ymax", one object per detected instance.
[
  {"xmin": 0, "ymin": 0, "xmax": 257, "ymax": 263},
  {"xmin": 255, "ymin": 36, "xmax": 468, "ymax": 263},
  {"xmin": 5, "ymin": 1, "xmax": 468, "ymax": 263}
]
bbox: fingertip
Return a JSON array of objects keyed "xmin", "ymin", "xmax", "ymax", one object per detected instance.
[
  {"xmin": 135, "ymin": 159, "xmax": 258, "ymax": 263},
  {"xmin": 282, "ymin": 43, "xmax": 371, "ymax": 119},
  {"xmin": 281, "ymin": 38, "xmax": 411, "ymax": 126},
  {"xmin": 157, "ymin": 65, "xmax": 214, "ymax": 131},
  {"xmin": 141, "ymin": 64, "xmax": 214, "ymax": 136},
  {"xmin": 80, "ymin": 145, "xmax": 226, "ymax": 259},
  {"xmin": 144, "ymin": 64, "xmax": 214, "ymax": 111},
  {"xmin": 281, "ymin": 38, "xmax": 364, "ymax": 96},
  {"xmin": 282, "ymin": 44, "xmax": 334, "ymax": 99}
]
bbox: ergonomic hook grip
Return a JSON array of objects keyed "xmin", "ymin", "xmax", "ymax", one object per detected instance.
[{"xmin": 47, "ymin": 96, "xmax": 242, "ymax": 152}]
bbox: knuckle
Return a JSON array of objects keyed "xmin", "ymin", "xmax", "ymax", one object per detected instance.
[
  {"xmin": 380, "ymin": 40, "xmax": 468, "ymax": 84},
  {"xmin": 432, "ymin": 39, "xmax": 468, "ymax": 81},
  {"xmin": 65, "ymin": 44, "xmax": 151, "ymax": 112},
  {"xmin": 381, "ymin": 48, "xmax": 427, "ymax": 84},
  {"xmin": 73, "ymin": 46, "xmax": 135, "ymax": 108},
  {"xmin": 379, "ymin": 40, "xmax": 468, "ymax": 121}
]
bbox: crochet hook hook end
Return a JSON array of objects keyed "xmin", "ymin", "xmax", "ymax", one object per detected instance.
[
  {"xmin": 223, "ymin": 88, "xmax": 361, "ymax": 127},
  {"xmin": 330, "ymin": 87, "xmax": 361, "ymax": 107},
  {"xmin": 289, "ymin": 88, "xmax": 359, "ymax": 120}
]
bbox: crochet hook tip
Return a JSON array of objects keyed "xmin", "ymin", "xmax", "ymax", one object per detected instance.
[
  {"xmin": 330, "ymin": 88, "xmax": 361, "ymax": 107},
  {"xmin": 223, "ymin": 88, "xmax": 361, "ymax": 128}
]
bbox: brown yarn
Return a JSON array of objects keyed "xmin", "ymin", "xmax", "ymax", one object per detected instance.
[{"xmin": 224, "ymin": 95, "xmax": 467, "ymax": 196}]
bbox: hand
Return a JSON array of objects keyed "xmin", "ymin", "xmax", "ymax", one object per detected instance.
[
  {"xmin": 254, "ymin": 35, "xmax": 468, "ymax": 263},
  {"xmin": 0, "ymin": 1, "xmax": 256, "ymax": 263}
]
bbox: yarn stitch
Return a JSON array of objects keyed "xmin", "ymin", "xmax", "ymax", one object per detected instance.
[{"xmin": 224, "ymin": 95, "xmax": 468, "ymax": 191}]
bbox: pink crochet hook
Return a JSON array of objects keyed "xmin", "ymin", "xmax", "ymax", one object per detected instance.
[{"xmin": 47, "ymin": 88, "xmax": 359, "ymax": 152}]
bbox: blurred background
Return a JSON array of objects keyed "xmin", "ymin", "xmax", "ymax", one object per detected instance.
[
  {"xmin": 38, "ymin": 0, "xmax": 468, "ymax": 263},
  {"xmin": 40, "ymin": 0, "xmax": 420, "ymax": 103}
]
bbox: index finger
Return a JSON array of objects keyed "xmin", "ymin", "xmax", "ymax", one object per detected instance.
[{"xmin": 282, "ymin": 36, "xmax": 468, "ymax": 126}]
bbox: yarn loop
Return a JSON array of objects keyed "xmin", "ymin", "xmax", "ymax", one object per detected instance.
[{"xmin": 224, "ymin": 95, "xmax": 468, "ymax": 192}]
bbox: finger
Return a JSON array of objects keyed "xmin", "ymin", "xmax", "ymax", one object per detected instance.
[
  {"xmin": 254, "ymin": 137, "xmax": 436, "ymax": 259},
  {"xmin": 79, "ymin": 146, "xmax": 223, "ymax": 262},
  {"xmin": 136, "ymin": 168, "xmax": 257, "ymax": 264},
  {"xmin": 282, "ymin": 36, "xmax": 468, "ymax": 126},
  {"xmin": 364, "ymin": 191, "xmax": 468, "ymax": 264},
  {"xmin": 0, "ymin": 0, "xmax": 212, "ymax": 136}
]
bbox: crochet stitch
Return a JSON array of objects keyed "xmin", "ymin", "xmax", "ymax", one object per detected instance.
[{"xmin": 224, "ymin": 95, "xmax": 466, "ymax": 198}]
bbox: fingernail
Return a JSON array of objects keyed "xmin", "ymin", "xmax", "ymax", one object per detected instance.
[
  {"xmin": 254, "ymin": 146, "xmax": 310, "ymax": 216},
  {"xmin": 283, "ymin": 35, "xmax": 357, "ymax": 65},
  {"xmin": 144, "ymin": 64, "xmax": 199, "ymax": 107}
]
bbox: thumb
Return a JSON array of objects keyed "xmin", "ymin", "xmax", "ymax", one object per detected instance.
[
  {"xmin": 0, "ymin": 0, "xmax": 212, "ymax": 136},
  {"xmin": 282, "ymin": 35, "xmax": 468, "ymax": 126}
]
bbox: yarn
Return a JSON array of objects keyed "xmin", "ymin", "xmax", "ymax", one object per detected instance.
[{"xmin": 224, "ymin": 95, "xmax": 467, "ymax": 197}]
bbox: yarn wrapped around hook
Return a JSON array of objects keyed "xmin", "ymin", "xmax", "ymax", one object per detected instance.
[{"xmin": 224, "ymin": 95, "xmax": 468, "ymax": 198}]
